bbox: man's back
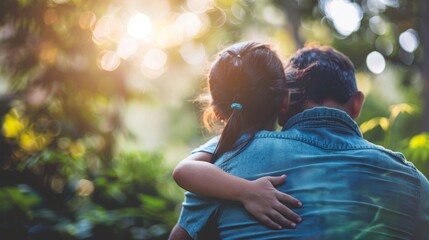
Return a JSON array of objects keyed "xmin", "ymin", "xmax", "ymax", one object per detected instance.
[{"xmin": 181, "ymin": 107, "xmax": 429, "ymax": 239}]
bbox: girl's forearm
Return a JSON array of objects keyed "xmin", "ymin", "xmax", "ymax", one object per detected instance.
[
  {"xmin": 172, "ymin": 153, "xmax": 302, "ymax": 229},
  {"xmin": 173, "ymin": 158, "xmax": 251, "ymax": 201}
]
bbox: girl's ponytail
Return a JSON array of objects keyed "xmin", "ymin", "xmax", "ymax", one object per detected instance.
[{"xmin": 212, "ymin": 102, "xmax": 243, "ymax": 161}]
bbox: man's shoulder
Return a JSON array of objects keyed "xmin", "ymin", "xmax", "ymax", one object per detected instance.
[
  {"xmin": 361, "ymin": 139, "xmax": 416, "ymax": 169},
  {"xmin": 250, "ymin": 130, "xmax": 416, "ymax": 170}
]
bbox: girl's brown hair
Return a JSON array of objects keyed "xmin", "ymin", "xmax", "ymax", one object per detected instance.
[{"xmin": 202, "ymin": 42, "xmax": 288, "ymax": 162}]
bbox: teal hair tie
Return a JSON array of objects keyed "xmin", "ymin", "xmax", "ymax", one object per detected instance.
[{"xmin": 230, "ymin": 103, "xmax": 243, "ymax": 110}]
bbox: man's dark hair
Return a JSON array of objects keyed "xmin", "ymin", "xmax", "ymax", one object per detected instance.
[{"xmin": 285, "ymin": 45, "xmax": 357, "ymax": 109}]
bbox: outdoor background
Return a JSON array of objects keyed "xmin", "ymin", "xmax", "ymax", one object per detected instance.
[{"xmin": 0, "ymin": 0, "xmax": 428, "ymax": 239}]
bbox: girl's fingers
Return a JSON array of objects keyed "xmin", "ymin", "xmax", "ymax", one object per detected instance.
[
  {"xmin": 266, "ymin": 175, "xmax": 287, "ymax": 187},
  {"xmin": 260, "ymin": 215, "xmax": 282, "ymax": 230},
  {"xmin": 277, "ymin": 192, "xmax": 302, "ymax": 208},
  {"xmin": 267, "ymin": 210, "xmax": 297, "ymax": 229},
  {"xmin": 274, "ymin": 203, "xmax": 302, "ymax": 224}
]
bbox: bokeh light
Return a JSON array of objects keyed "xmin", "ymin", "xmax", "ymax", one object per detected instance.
[
  {"xmin": 369, "ymin": 16, "xmax": 387, "ymax": 35},
  {"xmin": 399, "ymin": 29, "xmax": 419, "ymax": 53},
  {"xmin": 323, "ymin": 0, "xmax": 363, "ymax": 37},
  {"xmin": 39, "ymin": 41, "xmax": 58, "ymax": 65},
  {"xmin": 127, "ymin": 13, "xmax": 153, "ymax": 40},
  {"xmin": 366, "ymin": 0, "xmax": 399, "ymax": 13},
  {"xmin": 117, "ymin": 36, "xmax": 140, "ymax": 59},
  {"xmin": 143, "ymin": 49, "xmax": 168, "ymax": 71},
  {"xmin": 180, "ymin": 41, "xmax": 206, "ymax": 65},
  {"xmin": 175, "ymin": 12, "xmax": 202, "ymax": 38},
  {"xmin": 76, "ymin": 179, "xmax": 95, "ymax": 197},
  {"xmin": 92, "ymin": 15, "xmax": 123, "ymax": 44},
  {"xmin": 366, "ymin": 51, "xmax": 386, "ymax": 74},
  {"xmin": 27, "ymin": 87, "xmax": 49, "ymax": 107},
  {"xmin": 155, "ymin": 24, "xmax": 183, "ymax": 48},
  {"xmin": 186, "ymin": 0, "xmax": 213, "ymax": 14},
  {"xmin": 99, "ymin": 50, "xmax": 121, "ymax": 71},
  {"xmin": 262, "ymin": 5, "xmax": 285, "ymax": 26}
]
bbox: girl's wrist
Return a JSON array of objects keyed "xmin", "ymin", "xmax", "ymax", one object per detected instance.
[{"xmin": 236, "ymin": 179, "xmax": 256, "ymax": 203}]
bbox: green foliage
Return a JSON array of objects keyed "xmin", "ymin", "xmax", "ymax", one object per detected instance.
[
  {"xmin": 0, "ymin": 186, "xmax": 39, "ymax": 222},
  {"xmin": 360, "ymin": 104, "xmax": 429, "ymax": 177},
  {"xmin": 0, "ymin": 151, "xmax": 177, "ymax": 240},
  {"xmin": 404, "ymin": 133, "xmax": 429, "ymax": 175}
]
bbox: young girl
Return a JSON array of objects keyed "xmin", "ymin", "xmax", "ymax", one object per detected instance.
[{"xmin": 173, "ymin": 42, "xmax": 302, "ymax": 230}]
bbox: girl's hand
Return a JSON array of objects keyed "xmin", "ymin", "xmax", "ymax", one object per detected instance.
[{"xmin": 239, "ymin": 175, "xmax": 302, "ymax": 230}]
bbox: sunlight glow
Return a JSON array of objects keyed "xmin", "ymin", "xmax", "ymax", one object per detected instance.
[
  {"xmin": 366, "ymin": 51, "xmax": 386, "ymax": 74},
  {"xmin": 175, "ymin": 12, "xmax": 202, "ymax": 38},
  {"xmin": 99, "ymin": 51, "xmax": 121, "ymax": 71},
  {"xmin": 157, "ymin": 24, "xmax": 184, "ymax": 48},
  {"xmin": 262, "ymin": 5, "xmax": 285, "ymax": 26},
  {"xmin": 187, "ymin": 0, "xmax": 213, "ymax": 14},
  {"xmin": 127, "ymin": 13, "xmax": 153, "ymax": 40},
  {"xmin": 117, "ymin": 36, "xmax": 139, "ymax": 59},
  {"xmin": 399, "ymin": 29, "xmax": 419, "ymax": 53},
  {"xmin": 140, "ymin": 64, "xmax": 166, "ymax": 79},
  {"xmin": 324, "ymin": 0, "xmax": 363, "ymax": 37},
  {"xmin": 180, "ymin": 41, "xmax": 206, "ymax": 65},
  {"xmin": 143, "ymin": 49, "xmax": 167, "ymax": 70},
  {"xmin": 92, "ymin": 15, "xmax": 123, "ymax": 44}
]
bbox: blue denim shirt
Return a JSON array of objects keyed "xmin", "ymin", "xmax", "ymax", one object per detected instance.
[{"xmin": 178, "ymin": 107, "xmax": 429, "ymax": 240}]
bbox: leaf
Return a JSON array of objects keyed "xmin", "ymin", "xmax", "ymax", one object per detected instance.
[
  {"xmin": 139, "ymin": 193, "xmax": 167, "ymax": 210},
  {"xmin": 359, "ymin": 117, "xmax": 389, "ymax": 134},
  {"xmin": 409, "ymin": 133, "xmax": 429, "ymax": 149},
  {"xmin": 389, "ymin": 103, "xmax": 415, "ymax": 120},
  {"xmin": 378, "ymin": 118, "xmax": 390, "ymax": 131}
]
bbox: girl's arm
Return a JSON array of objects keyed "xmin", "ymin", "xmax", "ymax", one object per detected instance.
[{"xmin": 173, "ymin": 152, "xmax": 302, "ymax": 229}]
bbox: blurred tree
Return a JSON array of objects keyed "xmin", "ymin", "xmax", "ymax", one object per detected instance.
[
  {"xmin": 0, "ymin": 0, "xmax": 179, "ymax": 239},
  {"xmin": 420, "ymin": 0, "xmax": 429, "ymax": 131}
]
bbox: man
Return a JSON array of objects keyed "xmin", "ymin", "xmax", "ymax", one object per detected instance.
[{"xmin": 170, "ymin": 46, "xmax": 429, "ymax": 239}]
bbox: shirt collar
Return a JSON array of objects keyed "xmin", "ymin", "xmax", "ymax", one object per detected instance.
[{"xmin": 282, "ymin": 107, "xmax": 363, "ymax": 137}]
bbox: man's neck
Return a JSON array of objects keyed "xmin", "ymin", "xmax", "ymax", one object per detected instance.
[{"xmin": 303, "ymin": 99, "xmax": 346, "ymax": 113}]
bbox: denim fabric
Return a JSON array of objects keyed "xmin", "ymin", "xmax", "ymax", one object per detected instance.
[{"xmin": 178, "ymin": 107, "xmax": 429, "ymax": 240}]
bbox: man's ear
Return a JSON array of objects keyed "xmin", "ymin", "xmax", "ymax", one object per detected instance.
[{"xmin": 347, "ymin": 90, "xmax": 365, "ymax": 119}]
